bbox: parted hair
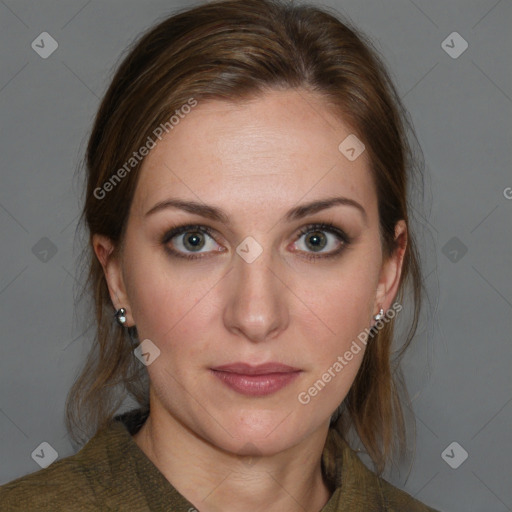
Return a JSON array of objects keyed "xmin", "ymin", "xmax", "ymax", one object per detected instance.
[{"xmin": 67, "ymin": 0, "xmax": 424, "ymax": 474}]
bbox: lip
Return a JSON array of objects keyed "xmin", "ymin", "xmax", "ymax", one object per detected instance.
[
  {"xmin": 211, "ymin": 362, "xmax": 302, "ymax": 397},
  {"xmin": 212, "ymin": 362, "xmax": 300, "ymax": 375}
]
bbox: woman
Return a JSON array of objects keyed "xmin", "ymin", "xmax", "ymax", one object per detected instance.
[{"xmin": 0, "ymin": 0, "xmax": 439, "ymax": 510}]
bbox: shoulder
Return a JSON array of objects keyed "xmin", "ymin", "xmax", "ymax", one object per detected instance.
[
  {"xmin": 0, "ymin": 420, "xmax": 129, "ymax": 512},
  {"xmin": 0, "ymin": 454, "xmax": 101, "ymax": 511},
  {"xmin": 376, "ymin": 477, "xmax": 440, "ymax": 512},
  {"xmin": 324, "ymin": 428, "xmax": 440, "ymax": 511}
]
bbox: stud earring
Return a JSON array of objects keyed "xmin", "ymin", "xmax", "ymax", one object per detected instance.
[
  {"xmin": 373, "ymin": 308, "xmax": 385, "ymax": 322},
  {"xmin": 114, "ymin": 307, "xmax": 127, "ymax": 326}
]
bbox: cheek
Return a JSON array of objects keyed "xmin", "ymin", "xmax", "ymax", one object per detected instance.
[
  {"xmin": 298, "ymin": 251, "xmax": 381, "ymax": 343},
  {"xmin": 123, "ymin": 246, "xmax": 221, "ymax": 360},
  {"xmin": 290, "ymin": 250, "xmax": 382, "ymax": 408},
  {"xmin": 293, "ymin": 261, "xmax": 380, "ymax": 411}
]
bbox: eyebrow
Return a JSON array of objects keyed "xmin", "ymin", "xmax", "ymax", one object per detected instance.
[{"xmin": 144, "ymin": 196, "xmax": 367, "ymax": 225}]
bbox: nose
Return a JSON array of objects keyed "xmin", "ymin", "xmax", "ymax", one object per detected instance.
[{"xmin": 222, "ymin": 246, "xmax": 290, "ymax": 343}]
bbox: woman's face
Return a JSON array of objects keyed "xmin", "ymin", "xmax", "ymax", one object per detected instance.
[{"xmin": 95, "ymin": 88, "xmax": 405, "ymax": 456}]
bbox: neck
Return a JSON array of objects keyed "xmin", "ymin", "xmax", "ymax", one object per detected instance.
[{"xmin": 132, "ymin": 406, "xmax": 333, "ymax": 512}]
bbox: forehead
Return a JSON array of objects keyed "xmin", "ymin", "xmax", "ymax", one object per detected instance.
[{"xmin": 132, "ymin": 89, "xmax": 375, "ymax": 220}]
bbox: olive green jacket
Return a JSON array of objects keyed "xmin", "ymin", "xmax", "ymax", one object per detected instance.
[{"xmin": 0, "ymin": 409, "xmax": 440, "ymax": 511}]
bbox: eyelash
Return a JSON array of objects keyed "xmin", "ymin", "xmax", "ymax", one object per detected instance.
[{"xmin": 160, "ymin": 222, "xmax": 352, "ymax": 261}]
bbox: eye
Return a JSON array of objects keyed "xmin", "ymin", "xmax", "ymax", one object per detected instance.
[
  {"xmin": 161, "ymin": 222, "xmax": 351, "ymax": 261},
  {"xmin": 161, "ymin": 224, "xmax": 224, "ymax": 260},
  {"xmin": 292, "ymin": 222, "xmax": 351, "ymax": 260}
]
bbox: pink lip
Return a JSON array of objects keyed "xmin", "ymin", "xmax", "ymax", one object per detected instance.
[{"xmin": 211, "ymin": 363, "xmax": 302, "ymax": 397}]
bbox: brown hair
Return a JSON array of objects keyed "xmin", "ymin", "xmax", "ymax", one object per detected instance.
[{"xmin": 67, "ymin": 0, "xmax": 424, "ymax": 474}]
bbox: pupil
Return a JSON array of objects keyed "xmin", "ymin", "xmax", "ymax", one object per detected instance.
[
  {"xmin": 307, "ymin": 231, "xmax": 326, "ymax": 251},
  {"xmin": 184, "ymin": 232, "xmax": 204, "ymax": 251}
]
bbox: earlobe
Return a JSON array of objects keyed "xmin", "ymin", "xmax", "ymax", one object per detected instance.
[
  {"xmin": 374, "ymin": 220, "xmax": 408, "ymax": 314},
  {"xmin": 92, "ymin": 234, "xmax": 134, "ymax": 326}
]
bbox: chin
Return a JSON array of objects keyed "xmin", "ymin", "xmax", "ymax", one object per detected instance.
[{"xmin": 198, "ymin": 408, "xmax": 318, "ymax": 456}]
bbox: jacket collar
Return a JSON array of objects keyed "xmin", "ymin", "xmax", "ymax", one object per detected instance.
[
  {"xmin": 104, "ymin": 408, "xmax": 387, "ymax": 511},
  {"xmin": 320, "ymin": 426, "xmax": 387, "ymax": 511}
]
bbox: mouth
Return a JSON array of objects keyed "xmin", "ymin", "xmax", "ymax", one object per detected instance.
[{"xmin": 210, "ymin": 362, "xmax": 302, "ymax": 397}]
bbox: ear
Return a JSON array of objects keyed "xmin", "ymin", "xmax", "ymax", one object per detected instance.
[
  {"xmin": 92, "ymin": 233, "xmax": 135, "ymax": 326},
  {"xmin": 374, "ymin": 220, "xmax": 407, "ymax": 314}
]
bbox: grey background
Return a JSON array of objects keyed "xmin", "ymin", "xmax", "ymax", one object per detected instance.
[{"xmin": 0, "ymin": 1, "xmax": 511, "ymax": 511}]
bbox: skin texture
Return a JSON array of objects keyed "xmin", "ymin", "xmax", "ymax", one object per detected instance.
[{"xmin": 93, "ymin": 88, "xmax": 407, "ymax": 512}]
